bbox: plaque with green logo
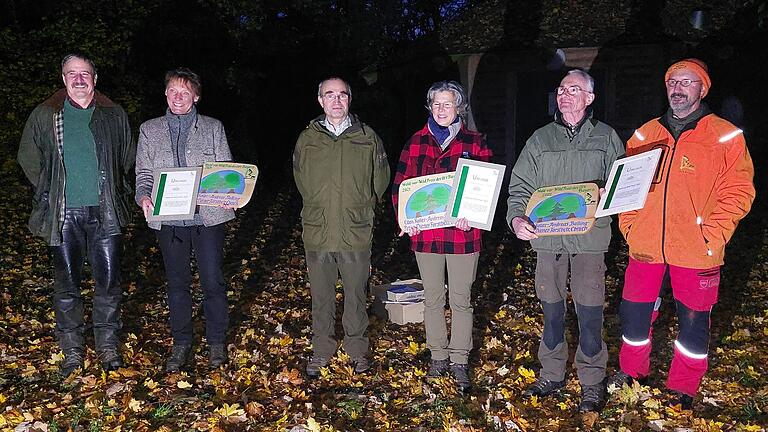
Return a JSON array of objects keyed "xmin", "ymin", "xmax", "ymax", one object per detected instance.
[{"xmin": 524, "ymin": 183, "xmax": 599, "ymax": 236}]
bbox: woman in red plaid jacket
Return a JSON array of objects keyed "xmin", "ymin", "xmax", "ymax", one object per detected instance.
[{"xmin": 392, "ymin": 80, "xmax": 493, "ymax": 392}]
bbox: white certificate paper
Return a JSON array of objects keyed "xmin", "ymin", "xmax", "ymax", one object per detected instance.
[
  {"xmin": 445, "ymin": 159, "xmax": 506, "ymax": 230},
  {"xmin": 147, "ymin": 167, "xmax": 202, "ymax": 222},
  {"xmin": 594, "ymin": 148, "xmax": 662, "ymax": 217}
]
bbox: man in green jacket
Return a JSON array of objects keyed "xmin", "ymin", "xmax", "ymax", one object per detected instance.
[
  {"xmin": 293, "ymin": 77, "xmax": 390, "ymax": 377},
  {"xmin": 17, "ymin": 54, "xmax": 134, "ymax": 377},
  {"xmin": 507, "ymin": 70, "xmax": 624, "ymax": 412}
]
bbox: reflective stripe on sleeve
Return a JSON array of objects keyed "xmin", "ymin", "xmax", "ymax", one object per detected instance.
[{"xmin": 718, "ymin": 129, "xmax": 743, "ymax": 143}]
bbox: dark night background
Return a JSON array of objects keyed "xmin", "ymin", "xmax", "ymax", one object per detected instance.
[{"xmin": 2, "ymin": 0, "xmax": 767, "ymax": 178}]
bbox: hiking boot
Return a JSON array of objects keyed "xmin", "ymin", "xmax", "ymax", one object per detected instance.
[
  {"xmin": 578, "ymin": 384, "xmax": 606, "ymax": 412},
  {"xmin": 427, "ymin": 359, "xmax": 451, "ymax": 377},
  {"xmin": 522, "ymin": 378, "xmax": 566, "ymax": 398},
  {"xmin": 450, "ymin": 363, "xmax": 471, "ymax": 393},
  {"xmin": 209, "ymin": 344, "xmax": 228, "ymax": 369},
  {"xmin": 306, "ymin": 355, "xmax": 330, "ymax": 378},
  {"xmin": 351, "ymin": 356, "xmax": 370, "ymax": 374},
  {"xmin": 165, "ymin": 345, "xmax": 192, "ymax": 373},
  {"xmin": 98, "ymin": 347, "xmax": 124, "ymax": 372},
  {"xmin": 606, "ymin": 370, "xmax": 634, "ymax": 391},
  {"xmin": 669, "ymin": 392, "xmax": 694, "ymax": 410},
  {"xmin": 60, "ymin": 348, "xmax": 85, "ymax": 377}
]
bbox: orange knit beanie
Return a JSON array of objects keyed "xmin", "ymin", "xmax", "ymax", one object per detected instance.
[{"xmin": 665, "ymin": 58, "xmax": 711, "ymax": 97}]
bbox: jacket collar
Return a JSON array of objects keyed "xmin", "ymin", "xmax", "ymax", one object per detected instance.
[
  {"xmin": 659, "ymin": 102, "xmax": 712, "ymax": 136},
  {"xmin": 42, "ymin": 88, "xmax": 117, "ymax": 110},
  {"xmin": 554, "ymin": 108, "xmax": 595, "ymax": 132},
  {"xmin": 309, "ymin": 113, "xmax": 365, "ymax": 137}
]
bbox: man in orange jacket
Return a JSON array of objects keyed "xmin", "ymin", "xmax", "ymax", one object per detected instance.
[{"xmin": 610, "ymin": 59, "xmax": 755, "ymax": 410}]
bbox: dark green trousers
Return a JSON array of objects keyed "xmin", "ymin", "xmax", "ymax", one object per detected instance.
[{"xmin": 306, "ymin": 250, "xmax": 371, "ymax": 358}]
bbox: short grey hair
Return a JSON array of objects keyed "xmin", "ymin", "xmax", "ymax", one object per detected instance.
[
  {"xmin": 61, "ymin": 53, "xmax": 97, "ymax": 77},
  {"xmin": 566, "ymin": 69, "xmax": 594, "ymax": 92},
  {"xmin": 426, "ymin": 80, "xmax": 468, "ymax": 117},
  {"xmin": 317, "ymin": 77, "xmax": 352, "ymax": 98}
]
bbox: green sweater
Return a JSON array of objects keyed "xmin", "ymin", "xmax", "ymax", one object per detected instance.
[{"xmin": 63, "ymin": 101, "xmax": 99, "ymax": 207}]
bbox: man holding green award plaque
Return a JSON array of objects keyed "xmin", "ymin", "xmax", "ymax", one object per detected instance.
[
  {"xmin": 506, "ymin": 70, "xmax": 624, "ymax": 412},
  {"xmin": 293, "ymin": 77, "xmax": 390, "ymax": 378}
]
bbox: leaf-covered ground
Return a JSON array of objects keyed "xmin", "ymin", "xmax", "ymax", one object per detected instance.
[{"xmin": 1, "ymin": 148, "xmax": 766, "ymax": 432}]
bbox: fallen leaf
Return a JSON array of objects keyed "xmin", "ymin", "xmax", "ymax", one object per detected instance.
[{"xmin": 177, "ymin": 380, "xmax": 193, "ymax": 389}]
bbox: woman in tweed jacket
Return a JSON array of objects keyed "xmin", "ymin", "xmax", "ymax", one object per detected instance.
[{"xmin": 135, "ymin": 68, "xmax": 234, "ymax": 372}]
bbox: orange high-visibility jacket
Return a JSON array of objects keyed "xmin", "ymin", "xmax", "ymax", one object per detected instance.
[{"xmin": 619, "ymin": 112, "xmax": 754, "ymax": 269}]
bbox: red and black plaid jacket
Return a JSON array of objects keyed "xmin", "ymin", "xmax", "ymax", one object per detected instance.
[{"xmin": 392, "ymin": 123, "xmax": 492, "ymax": 254}]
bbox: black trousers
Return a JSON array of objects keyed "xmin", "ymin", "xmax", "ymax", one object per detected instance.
[
  {"xmin": 156, "ymin": 224, "xmax": 228, "ymax": 346},
  {"xmin": 50, "ymin": 206, "xmax": 122, "ymax": 351}
]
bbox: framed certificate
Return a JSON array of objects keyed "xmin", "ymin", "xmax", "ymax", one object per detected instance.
[
  {"xmin": 147, "ymin": 167, "xmax": 202, "ymax": 222},
  {"xmin": 445, "ymin": 158, "xmax": 506, "ymax": 231},
  {"xmin": 595, "ymin": 148, "xmax": 662, "ymax": 218}
]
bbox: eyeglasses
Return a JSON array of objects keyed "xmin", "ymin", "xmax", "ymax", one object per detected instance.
[
  {"xmin": 431, "ymin": 102, "xmax": 455, "ymax": 110},
  {"xmin": 322, "ymin": 93, "xmax": 349, "ymax": 101},
  {"xmin": 556, "ymin": 85, "xmax": 590, "ymax": 96},
  {"xmin": 665, "ymin": 79, "xmax": 701, "ymax": 88}
]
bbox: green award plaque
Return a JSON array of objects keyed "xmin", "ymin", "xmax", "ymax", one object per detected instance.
[{"xmin": 524, "ymin": 182, "xmax": 599, "ymax": 236}]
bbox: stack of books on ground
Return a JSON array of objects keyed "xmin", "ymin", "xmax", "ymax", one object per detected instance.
[{"xmin": 371, "ymin": 279, "xmax": 424, "ymax": 325}]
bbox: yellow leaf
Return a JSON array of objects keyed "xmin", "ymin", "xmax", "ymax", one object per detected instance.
[
  {"xmin": 514, "ymin": 350, "xmax": 531, "ymax": 361},
  {"xmin": 745, "ymin": 366, "xmax": 759, "ymax": 379},
  {"xmin": 517, "ymin": 366, "xmax": 536, "ymax": 383},
  {"xmin": 557, "ymin": 401, "xmax": 568, "ymax": 410},
  {"xmin": 643, "ymin": 398, "xmax": 662, "ymax": 409},
  {"xmin": 647, "ymin": 409, "xmax": 662, "ymax": 421},
  {"xmin": 499, "ymin": 388, "xmax": 513, "ymax": 400},
  {"xmin": 177, "ymin": 380, "xmax": 193, "ymax": 389},
  {"xmin": 215, "ymin": 403, "xmax": 245, "ymax": 418},
  {"xmin": 742, "ymin": 425, "xmax": 763, "ymax": 432},
  {"xmin": 320, "ymin": 366, "xmax": 331, "ymax": 379},
  {"xmin": 47, "ymin": 351, "xmax": 64, "ymax": 365},
  {"xmin": 0, "ymin": 393, "xmax": 6, "ymax": 404},
  {"xmin": 129, "ymin": 399, "xmax": 143, "ymax": 412},
  {"xmin": 486, "ymin": 337, "xmax": 502, "ymax": 349},
  {"xmin": 306, "ymin": 417, "xmax": 322, "ymax": 432},
  {"xmin": 275, "ymin": 413, "xmax": 289, "ymax": 426},
  {"xmin": 404, "ymin": 341, "xmax": 420, "ymax": 355},
  {"xmin": 494, "ymin": 309, "xmax": 507, "ymax": 320},
  {"xmin": 144, "ymin": 378, "xmax": 158, "ymax": 389},
  {"xmin": 528, "ymin": 395, "xmax": 539, "ymax": 407}
]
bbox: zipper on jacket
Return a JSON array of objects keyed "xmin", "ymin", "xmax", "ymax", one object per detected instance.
[
  {"xmin": 659, "ymin": 114, "xmax": 705, "ymax": 263},
  {"xmin": 660, "ymin": 138, "xmax": 677, "ymax": 263},
  {"xmin": 55, "ymin": 112, "xmax": 67, "ymax": 234}
]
